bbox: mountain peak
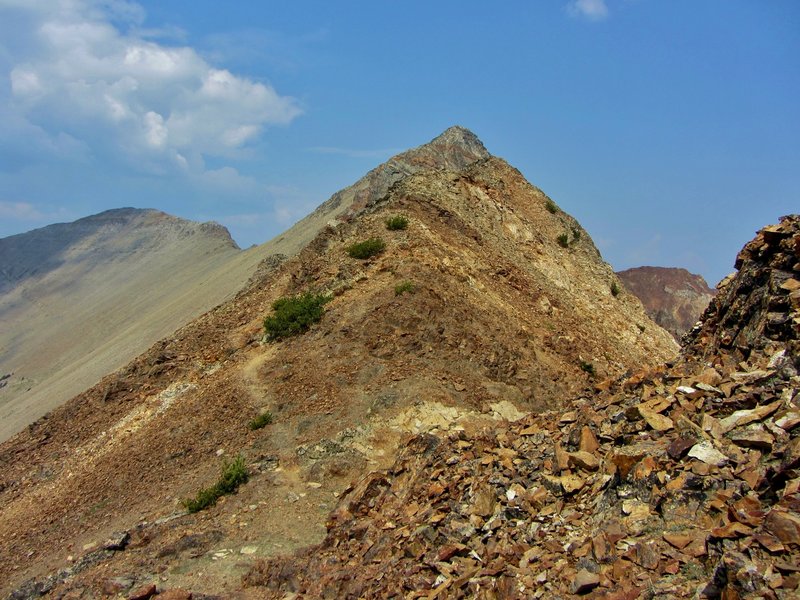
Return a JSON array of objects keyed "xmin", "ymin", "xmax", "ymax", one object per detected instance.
[
  {"xmin": 428, "ymin": 124, "xmax": 488, "ymax": 152},
  {"xmin": 396, "ymin": 125, "xmax": 490, "ymax": 170}
]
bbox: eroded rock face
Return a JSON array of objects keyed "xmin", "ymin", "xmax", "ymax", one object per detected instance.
[{"xmin": 617, "ymin": 266, "xmax": 716, "ymax": 340}]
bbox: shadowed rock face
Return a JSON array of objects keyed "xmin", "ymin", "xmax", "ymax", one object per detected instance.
[
  {"xmin": 683, "ymin": 214, "xmax": 800, "ymax": 360},
  {"xmin": 617, "ymin": 266, "xmax": 716, "ymax": 340}
]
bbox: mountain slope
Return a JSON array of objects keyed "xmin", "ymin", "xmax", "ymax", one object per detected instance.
[
  {"xmin": 0, "ymin": 129, "xmax": 678, "ymax": 597},
  {"xmin": 247, "ymin": 217, "xmax": 800, "ymax": 598},
  {"xmin": 617, "ymin": 266, "xmax": 716, "ymax": 340},
  {"xmin": 0, "ymin": 127, "xmax": 491, "ymax": 443}
]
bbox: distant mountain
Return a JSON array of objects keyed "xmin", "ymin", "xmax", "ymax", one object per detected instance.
[
  {"xmin": 0, "ymin": 208, "xmax": 246, "ymax": 441},
  {"xmin": 0, "ymin": 127, "xmax": 678, "ymax": 596},
  {"xmin": 616, "ymin": 266, "xmax": 716, "ymax": 340}
]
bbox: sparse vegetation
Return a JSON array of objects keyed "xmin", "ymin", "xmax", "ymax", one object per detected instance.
[
  {"xmin": 579, "ymin": 360, "xmax": 596, "ymax": 376},
  {"xmin": 571, "ymin": 227, "xmax": 581, "ymax": 242},
  {"xmin": 182, "ymin": 454, "xmax": 249, "ymax": 513},
  {"xmin": 545, "ymin": 200, "xmax": 558, "ymax": 214},
  {"xmin": 347, "ymin": 237, "xmax": 386, "ymax": 259},
  {"xmin": 264, "ymin": 292, "xmax": 330, "ymax": 341},
  {"xmin": 385, "ymin": 215, "xmax": 409, "ymax": 231},
  {"xmin": 610, "ymin": 281, "xmax": 620, "ymax": 297},
  {"xmin": 557, "ymin": 233, "xmax": 570, "ymax": 248},
  {"xmin": 637, "ymin": 323, "xmax": 646, "ymax": 333},
  {"xmin": 249, "ymin": 411, "xmax": 273, "ymax": 430},
  {"xmin": 394, "ymin": 281, "xmax": 416, "ymax": 296}
]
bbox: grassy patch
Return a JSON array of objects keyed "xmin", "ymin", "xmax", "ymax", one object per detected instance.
[
  {"xmin": 579, "ymin": 361, "xmax": 596, "ymax": 376},
  {"xmin": 394, "ymin": 281, "xmax": 416, "ymax": 296},
  {"xmin": 264, "ymin": 292, "xmax": 330, "ymax": 341},
  {"xmin": 182, "ymin": 455, "xmax": 249, "ymax": 513},
  {"xmin": 249, "ymin": 411, "xmax": 273, "ymax": 430},
  {"xmin": 347, "ymin": 237, "xmax": 386, "ymax": 260},
  {"xmin": 545, "ymin": 200, "xmax": 558, "ymax": 214},
  {"xmin": 571, "ymin": 227, "xmax": 581, "ymax": 242},
  {"xmin": 557, "ymin": 233, "xmax": 570, "ymax": 248},
  {"xmin": 610, "ymin": 281, "xmax": 620, "ymax": 297},
  {"xmin": 385, "ymin": 215, "xmax": 409, "ymax": 231}
]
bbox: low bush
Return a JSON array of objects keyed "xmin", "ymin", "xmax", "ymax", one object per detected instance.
[
  {"xmin": 183, "ymin": 455, "xmax": 249, "ymax": 513},
  {"xmin": 557, "ymin": 233, "xmax": 570, "ymax": 248},
  {"xmin": 264, "ymin": 292, "xmax": 330, "ymax": 341},
  {"xmin": 571, "ymin": 227, "xmax": 582, "ymax": 242},
  {"xmin": 545, "ymin": 200, "xmax": 558, "ymax": 214},
  {"xmin": 249, "ymin": 411, "xmax": 273, "ymax": 430},
  {"xmin": 579, "ymin": 360, "xmax": 596, "ymax": 376},
  {"xmin": 394, "ymin": 281, "xmax": 416, "ymax": 296},
  {"xmin": 347, "ymin": 237, "xmax": 386, "ymax": 259},
  {"xmin": 610, "ymin": 281, "xmax": 620, "ymax": 297},
  {"xmin": 385, "ymin": 215, "xmax": 409, "ymax": 231}
]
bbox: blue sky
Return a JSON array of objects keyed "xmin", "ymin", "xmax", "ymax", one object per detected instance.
[{"xmin": 0, "ymin": 0, "xmax": 797, "ymax": 286}]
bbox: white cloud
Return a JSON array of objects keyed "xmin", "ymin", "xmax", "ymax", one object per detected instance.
[
  {"xmin": 567, "ymin": 0, "xmax": 609, "ymax": 21},
  {"xmin": 0, "ymin": 0, "xmax": 302, "ymax": 170}
]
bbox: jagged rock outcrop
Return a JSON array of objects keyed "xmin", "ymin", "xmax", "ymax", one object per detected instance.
[
  {"xmin": 0, "ymin": 127, "xmax": 677, "ymax": 597},
  {"xmin": 684, "ymin": 215, "xmax": 800, "ymax": 360},
  {"xmin": 617, "ymin": 266, "xmax": 715, "ymax": 340},
  {"xmin": 245, "ymin": 216, "xmax": 800, "ymax": 599}
]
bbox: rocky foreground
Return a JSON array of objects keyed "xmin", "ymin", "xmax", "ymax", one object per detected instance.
[{"xmin": 247, "ymin": 216, "xmax": 799, "ymax": 598}]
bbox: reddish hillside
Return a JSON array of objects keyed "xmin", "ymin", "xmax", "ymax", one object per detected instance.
[{"xmin": 617, "ymin": 266, "xmax": 715, "ymax": 340}]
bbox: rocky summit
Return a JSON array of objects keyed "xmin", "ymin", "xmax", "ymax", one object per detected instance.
[
  {"xmin": 0, "ymin": 127, "xmax": 725, "ymax": 599},
  {"xmin": 617, "ymin": 266, "xmax": 716, "ymax": 341}
]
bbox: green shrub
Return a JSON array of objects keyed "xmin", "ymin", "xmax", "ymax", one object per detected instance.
[
  {"xmin": 610, "ymin": 281, "xmax": 620, "ymax": 297},
  {"xmin": 249, "ymin": 411, "xmax": 273, "ymax": 430},
  {"xmin": 183, "ymin": 455, "xmax": 249, "ymax": 513},
  {"xmin": 637, "ymin": 323, "xmax": 646, "ymax": 333},
  {"xmin": 545, "ymin": 200, "xmax": 558, "ymax": 214},
  {"xmin": 394, "ymin": 281, "xmax": 416, "ymax": 296},
  {"xmin": 571, "ymin": 227, "xmax": 581, "ymax": 242},
  {"xmin": 579, "ymin": 361, "xmax": 596, "ymax": 376},
  {"xmin": 557, "ymin": 233, "xmax": 570, "ymax": 248},
  {"xmin": 347, "ymin": 237, "xmax": 386, "ymax": 259},
  {"xmin": 385, "ymin": 215, "xmax": 409, "ymax": 231},
  {"xmin": 264, "ymin": 292, "xmax": 330, "ymax": 341}
]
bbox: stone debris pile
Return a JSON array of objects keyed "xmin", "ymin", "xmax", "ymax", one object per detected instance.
[{"xmin": 245, "ymin": 216, "xmax": 799, "ymax": 599}]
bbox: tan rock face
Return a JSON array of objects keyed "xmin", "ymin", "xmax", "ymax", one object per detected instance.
[{"xmin": 616, "ymin": 265, "xmax": 716, "ymax": 340}]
